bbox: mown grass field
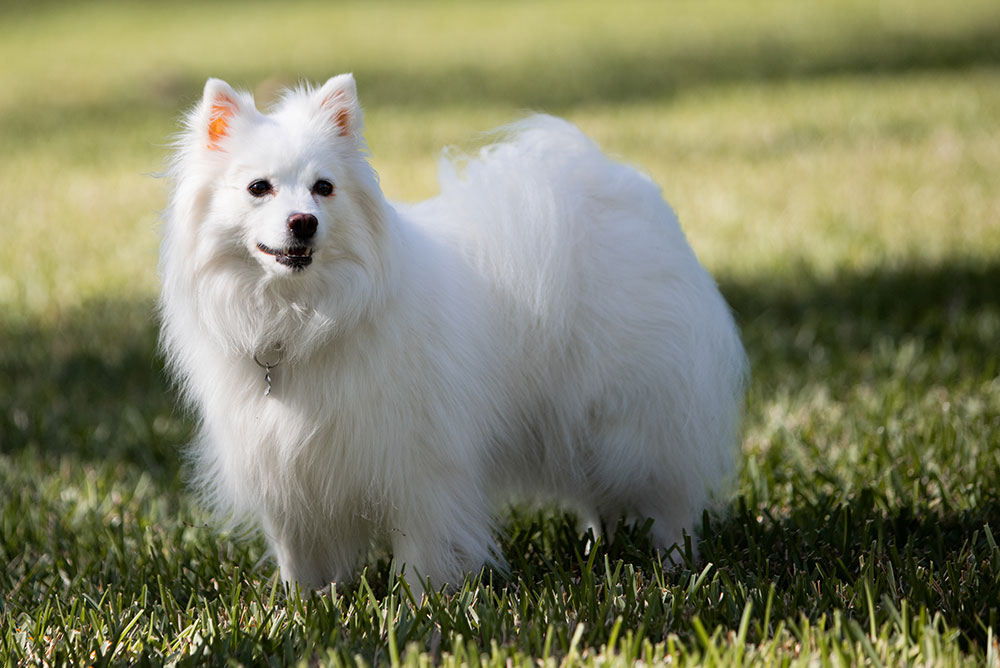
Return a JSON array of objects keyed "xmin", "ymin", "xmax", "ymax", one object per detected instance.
[{"xmin": 2, "ymin": 1, "xmax": 999, "ymax": 665}]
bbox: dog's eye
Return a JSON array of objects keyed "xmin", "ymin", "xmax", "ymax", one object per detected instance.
[
  {"xmin": 247, "ymin": 180, "xmax": 273, "ymax": 197},
  {"xmin": 312, "ymin": 179, "xmax": 335, "ymax": 197}
]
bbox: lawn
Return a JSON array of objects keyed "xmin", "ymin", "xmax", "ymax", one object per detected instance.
[{"xmin": 2, "ymin": 0, "xmax": 999, "ymax": 665}]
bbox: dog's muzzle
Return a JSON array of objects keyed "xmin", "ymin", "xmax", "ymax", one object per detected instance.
[{"xmin": 256, "ymin": 242, "xmax": 314, "ymax": 270}]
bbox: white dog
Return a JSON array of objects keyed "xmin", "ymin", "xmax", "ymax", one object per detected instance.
[{"xmin": 159, "ymin": 74, "xmax": 747, "ymax": 590}]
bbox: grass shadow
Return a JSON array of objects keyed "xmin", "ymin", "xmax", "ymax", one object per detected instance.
[
  {"xmin": 1, "ymin": 258, "xmax": 997, "ymax": 657},
  {"xmin": 0, "ymin": 298, "xmax": 187, "ymax": 480},
  {"xmin": 4, "ymin": 11, "xmax": 1000, "ymax": 159},
  {"xmin": 2, "ymin": 258, "xmax": 996, "ymax": 476},
  {"xmin": 330, "ymin": 22, "xmax": 1000, "ymax": 111},
  {"xmin": 702, "ymin": 492, "xmax": 1000, "ymax": 649},
  {"xmin": 721, "ymin": 260, "xmax": 1000, "ymax": 395}
]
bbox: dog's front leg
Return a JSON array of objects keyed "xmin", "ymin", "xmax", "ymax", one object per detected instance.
[
  {"xmin": 265, "ymin": 515, "xmax": 369, "ymax": 592},
  {"xmin": 389, "ymin": 481, "xmax": 498, "ymax": 595}
]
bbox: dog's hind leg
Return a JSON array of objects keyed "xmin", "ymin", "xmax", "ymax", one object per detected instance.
[{"xmin": 582, "ymin": 398, "xmax": 705, "ymax": 561}]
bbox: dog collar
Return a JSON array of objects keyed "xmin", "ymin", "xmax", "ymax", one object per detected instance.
[{"xmin": 252, "ymin": 343, "xmax": 283, "ymax": 397}]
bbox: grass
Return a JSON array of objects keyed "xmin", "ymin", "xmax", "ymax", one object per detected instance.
[{"xmin": 2, "ymin": 0, "xmax": 999, "ymax": 665}]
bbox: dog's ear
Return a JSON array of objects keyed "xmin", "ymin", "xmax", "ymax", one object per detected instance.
[
  {"xmin": 316, "ymin": 74, "xmax": 363, "ymax": 138},
  {"xmin": 201, "ymin": 78, "xmax": 248, "ymax": 151}
]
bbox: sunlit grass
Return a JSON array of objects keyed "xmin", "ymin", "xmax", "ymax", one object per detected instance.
[
  {"xmin": 2, "ymin": 0, "xmax": 999, "ymax": 664},
  {"xmin": 4, "ymin": 70, "xmax": 998, "ymax": 311},
  {"xmin": 2, "ymin": 1, "xmax": 999, "ymax": 312}
]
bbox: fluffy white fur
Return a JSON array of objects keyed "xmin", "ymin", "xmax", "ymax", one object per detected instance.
[{"xmin": 159, "ymin": 74, "xmax": 747, "ymax": 590}]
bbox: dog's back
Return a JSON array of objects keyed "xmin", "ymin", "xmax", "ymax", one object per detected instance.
[{"xmin": 408, "ymin": 115, "xmax": 748, "ymax": 549}]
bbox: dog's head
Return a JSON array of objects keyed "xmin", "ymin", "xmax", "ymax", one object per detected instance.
[
  {"xmin": 162, "ymin": 75, "xmax": 392, "ymax": 357},
  {"xmin": 173, "ymin": 74, "xmax": 384, "ymax": 278}
]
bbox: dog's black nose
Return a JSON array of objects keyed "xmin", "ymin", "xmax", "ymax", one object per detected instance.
[{"xmin": 287, "ymin": 212, "xmax": 318, "ymax": 240}]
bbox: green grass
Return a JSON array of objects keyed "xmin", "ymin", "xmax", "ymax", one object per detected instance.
[{"xmin": 2, "ymin": 0, "xmax": 1000, "ymax": 665}]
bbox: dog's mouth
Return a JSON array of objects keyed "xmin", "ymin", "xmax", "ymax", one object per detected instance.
[{"xmin": 256, "ymin": 243, "xmax": 314, "ymax": 270}]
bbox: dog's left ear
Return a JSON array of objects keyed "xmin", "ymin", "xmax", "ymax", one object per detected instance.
[
  {"xmin": 316, "ymin": 74, "xmax": 363, "ymax": 138},
  {"xmin": 201, "ymin": 78, "xmax": 251, "ymax": 152}
]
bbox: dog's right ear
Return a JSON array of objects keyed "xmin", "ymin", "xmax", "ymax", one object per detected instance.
[
  {"xmin": 315, "ymin": 74, "xmax": 363, "ymax": 138},
  {"xmin": 200, "ymin": 78, "xmax": 248, "ymax": 151}
]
